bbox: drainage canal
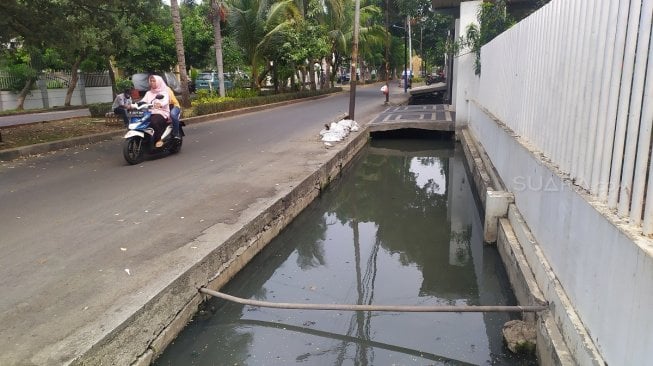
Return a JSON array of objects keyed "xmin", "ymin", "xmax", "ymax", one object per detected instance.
[{"xmin": 154, "ymin": 137, "xmax": 537, "ymax": 365}]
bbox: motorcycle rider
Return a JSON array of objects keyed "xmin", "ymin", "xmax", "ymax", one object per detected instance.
[
  {"xmin": 167, "ymin": 86, "xmax": 182, "ymax": 139},
  {"xmin": 140, "ymin": 75, "xmax": 170, "ymax": 147}
]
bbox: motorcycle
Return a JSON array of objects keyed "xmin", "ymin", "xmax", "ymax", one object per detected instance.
[
  {"xmin": 425, "ymin": 72, "xmax": 445, "ymax": 85},
  {"xmin": 122, "ymin": 95, "xmax": 185, "ymax": 165}
]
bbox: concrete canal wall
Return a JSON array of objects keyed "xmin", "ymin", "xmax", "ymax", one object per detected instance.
[
  {"xmin": 72, "ymin": 126, "xmax": 369, "ymax": 365},
  {"xmin": 460, "ymin": 125, "xmax": 596, "ymax": 366}
]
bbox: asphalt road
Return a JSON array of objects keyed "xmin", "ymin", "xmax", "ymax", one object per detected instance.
[{"xmin": 0, "ymin": 84, "xmax": 407, "ymax": 365}]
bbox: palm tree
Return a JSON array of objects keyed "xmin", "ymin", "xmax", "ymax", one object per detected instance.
[
  {"xmin": 170, "ymin": 0, "xmax": 192, "ymax": 107},
  {"xmin": 322, "ymin": 0, "xmax": 348, "ymax": 87},
  {"xmin": 229, "ymin": 0, "xmax": 302, "ymax": 89},
  {"xmin": 322, "ymin": 0, "xmax": 383, "ymax": 87},
  {"xmin": 355, "ymin": 4, "xmax": 386, "ymax": 82},
  {"xmin": 228, "ymin": 0, "xmax": 268, "ymax": 88},
  {"xmin": 210, "ymin": 0, "xmax": 228, "ymax": 97}
]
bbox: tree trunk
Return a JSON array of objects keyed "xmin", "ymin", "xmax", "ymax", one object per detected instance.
[
  {"xmin": 253, "ymin": 62, "xmax": 262, "ymax": 89},
  {"xmin": 333, "ymin": 51, "xmax": 342, "ymax": 87},
  {"xmin": 107, "ymin": 59, "xmax": 117, "ymax": 98},
  {"xmin": 325, "ymin": 58, "xmax": 334, "ymax": 88},
  {"xmin": 170, "ymin": 0, "xmax": 192, "ymax": 107},
  {"xmin": 210, "ymin": 0, "xmax": 226, "ymax": 98},
  {"xmin": 308, "ymin": 61, "xmax": 316, "ymax": 91},
  {"xmin": 16, "ymin": 78, "xmax": 36, "ymax": 111},
  {"xmin": 255, "ymin": 65, "xmax": 265, "ymax": 90},
  {"xmin": 290, "ymin": 71, "xmax": 296, "ymax": 91},
  {"xmin": 273, "ymin": 63, "xmax": 278, "ymax": 93},
  {"xmin": 65, "ymin": 58, "xmax": 82, "ymax": 107}
]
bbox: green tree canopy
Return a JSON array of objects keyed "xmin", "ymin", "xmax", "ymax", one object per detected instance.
[
  {"xmin": 180, "ymin": 2, "xmax": 217, "ymax": 70},
  {"xmin": 419, "ymin": 12, "xmax": 455, "ymax": 70},
  {"xmin": 115, "ymin": 22, "xmax": 178, "ymax": 73}
]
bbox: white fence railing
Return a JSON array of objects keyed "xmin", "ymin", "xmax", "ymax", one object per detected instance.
[{"xmin": 477, "ymin": 0, "xmax": 653, "ymax": 234}]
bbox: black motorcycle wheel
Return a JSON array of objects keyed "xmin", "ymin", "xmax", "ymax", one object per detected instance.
[
  {"xmin": 168, "ymin": 137, "xmax": 182, "ymax": 154},
  {"xmin": 123, "ymin": 136, "xmax": 145, "ymax": 165}
]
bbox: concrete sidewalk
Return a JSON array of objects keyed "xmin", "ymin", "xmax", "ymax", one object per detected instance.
[
  {"xmin": 0, "ymin": 108, "xmax": 90, "ymax": 128},
  {"xmin": 0, "ymin": 87, "xmax": 410, "ymax": 366}
]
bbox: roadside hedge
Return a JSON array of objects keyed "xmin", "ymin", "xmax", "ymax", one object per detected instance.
[
  {"xmin": 193, "ymin": 87, "xmax": 342, "ymax": 116},
  {"xmin": 88, "ymin": 102, "xmax": 113, "ymax": 117},
  {"xmin": 87, "ymin": 87, "xmax": 343, "ymax": 118}
]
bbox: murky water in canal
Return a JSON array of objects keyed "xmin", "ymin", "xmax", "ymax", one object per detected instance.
[{"xmin": 155, "ymin": 138, "xmax": 536, "ymax": 365}]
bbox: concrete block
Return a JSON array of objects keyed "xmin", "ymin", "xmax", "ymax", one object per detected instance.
[{"xmin": 484, "ymin": 190, "xmax": 514, "ymax": 243}]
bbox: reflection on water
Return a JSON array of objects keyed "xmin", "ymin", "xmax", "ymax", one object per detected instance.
[{"xmin": 155, "ymin": 139, "xmax": 536, "ymax": 366}]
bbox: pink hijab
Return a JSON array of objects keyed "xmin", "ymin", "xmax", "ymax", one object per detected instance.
[
  {"xmin": 148, "ymin": 75, "xmax": 167, "ymax": 94},
  {"xmin": 141, "ymin": 75, "xmax": 170, "ymax": 119}
]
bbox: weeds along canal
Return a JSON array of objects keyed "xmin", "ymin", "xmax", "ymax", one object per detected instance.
[{"xmin": 154, "ymin": 130, "xmax": 537, "ymax": 365}]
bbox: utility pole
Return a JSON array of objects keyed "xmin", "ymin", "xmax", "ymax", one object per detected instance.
[
  {"xmin": 403, "ymin": 18, "xmax": 408, "ymax": 93},
  {"xmin": 420, "ymin": 24, "xmax": 424, "ymax": 77},
  {"xmin": 348, "ymin": 0, "xmax": 361, "ymax": 119},
  {"xmin": 407, "ymin": 16, "xmax": 412, "ymax": 79},
  {"xmin": 384, "ymin": 0, "xmax": 389, "ymax": 104},
  {"xmin": 391, "ymin": 23, "xmax": 408, "ymax": 93}
]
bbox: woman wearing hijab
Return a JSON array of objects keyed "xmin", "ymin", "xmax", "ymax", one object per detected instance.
[{"xmin": 141, "ymin": 74, "xmax": 171, "ymax": 147}]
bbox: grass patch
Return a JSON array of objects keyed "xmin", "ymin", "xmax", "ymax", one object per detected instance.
[{"xmin": 0, "ymin": 117, "xmax": 121, "ymax": 150}]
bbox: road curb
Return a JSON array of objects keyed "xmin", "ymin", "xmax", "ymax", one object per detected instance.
[{"xmin": 0, "ymin": 130, "xmax": 124, "ymax": 161}]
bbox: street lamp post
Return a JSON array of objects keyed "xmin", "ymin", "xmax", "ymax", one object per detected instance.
[
  {"xmin": 407, "ymin": 16, "xmax": 412, "ymax": 81},
  {"xmin": 384, "ymin": 0, "xmax": 389, "ymax": 104},
  {"xmin": 403, "ymin": 24, "xmax": 408, "ymax": 93},
  {"xmin": 420, "ymin": 24, "xmax": 424, "ymax": 77}
]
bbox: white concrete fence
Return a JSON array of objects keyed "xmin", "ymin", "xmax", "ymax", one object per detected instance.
[
  {"xmin": 478, "ymin": 0, "xmax": 653, "ymax": 235},
  {"xmin": 0, "ymin": 87, "xmax": 113, "ymax": 111},
  {"xmin": 0, "ymin": 71, "xmax": 113, "ymax": 111}
]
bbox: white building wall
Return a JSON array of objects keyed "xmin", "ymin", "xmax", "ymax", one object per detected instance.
[
  {"xmin": 453, "ymin": 1, "xmax": 481, "ymax": 126},
  {"xmin": 451, "ymin": 18, "xmax": 459, "ymax": 108},
  {"xmin": 456, "ymin": 0, "xmax": 653, "ymax": 364},
  {"xmin": 477, "ymin": 0, "xmax": 653, "ymax": 233}
]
